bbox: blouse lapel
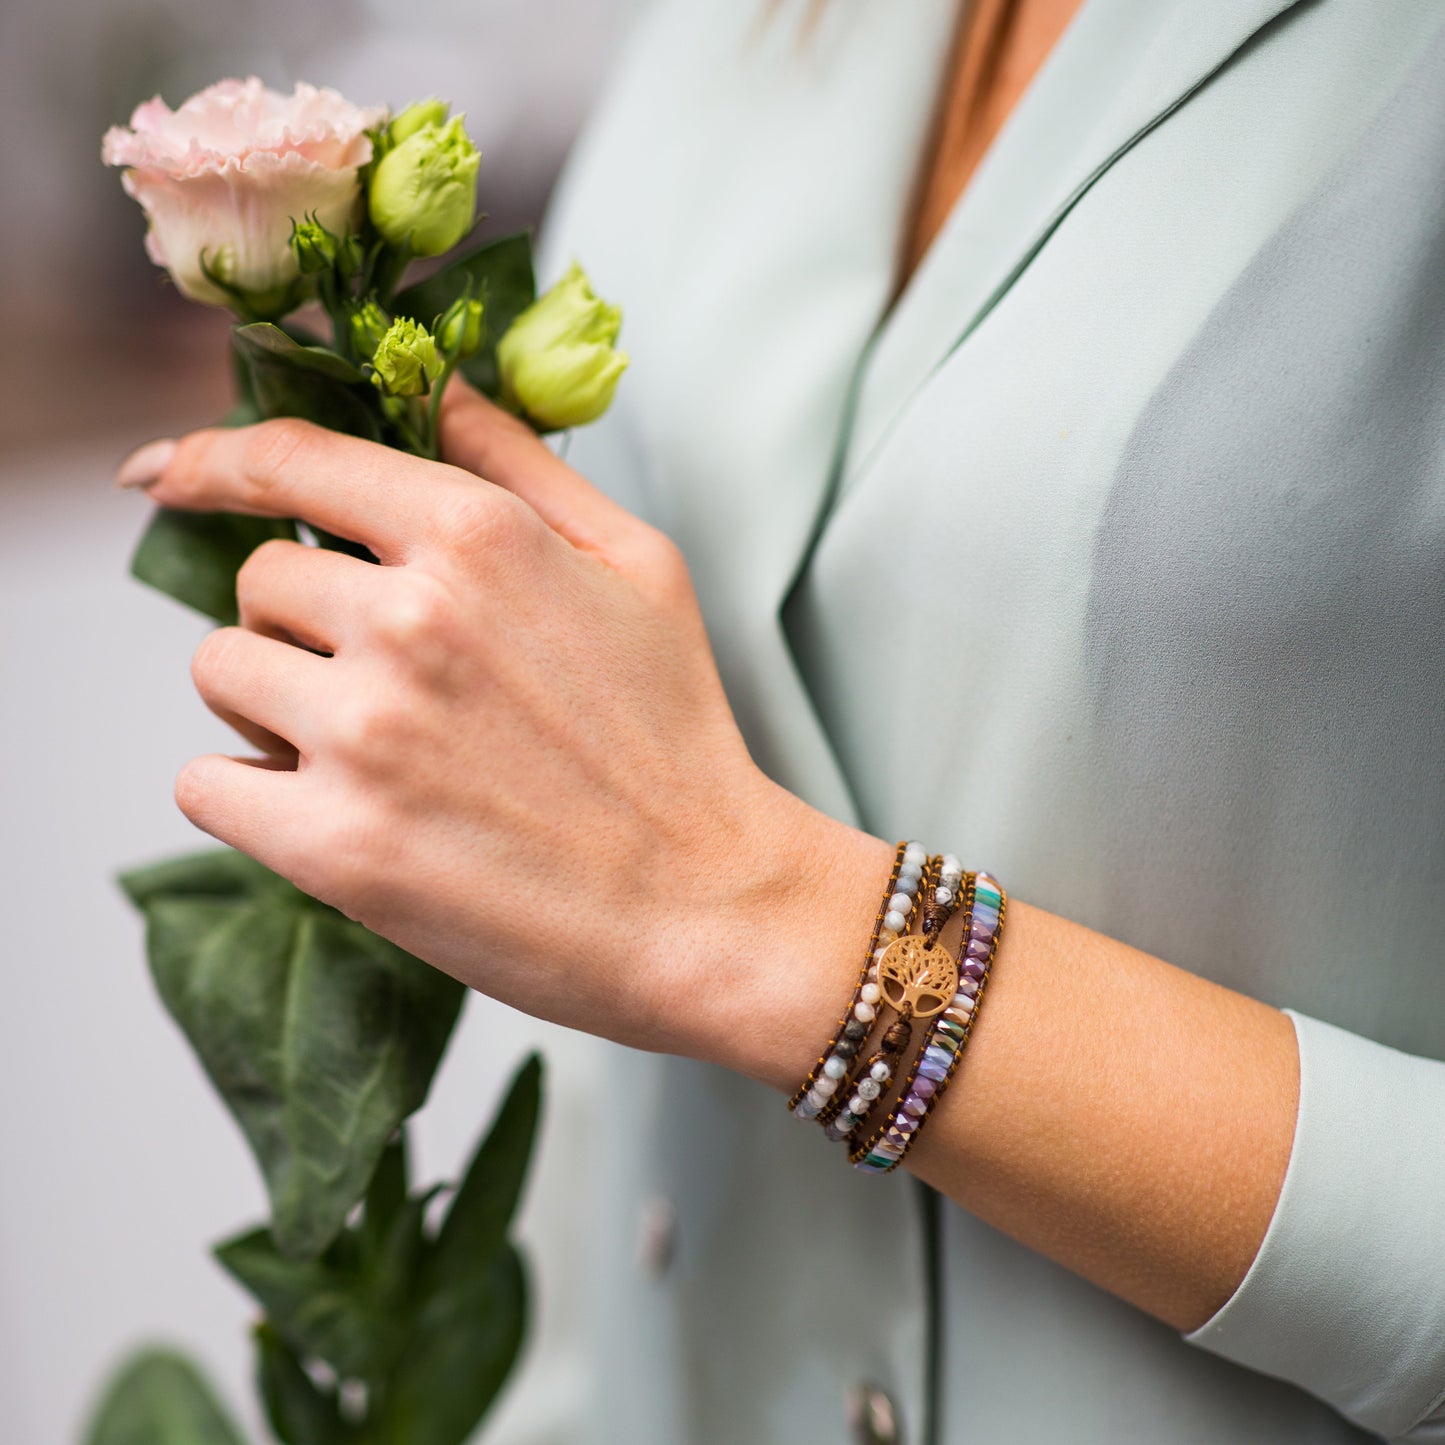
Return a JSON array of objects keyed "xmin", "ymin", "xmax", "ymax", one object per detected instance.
[{"xmin": 825, "ymin": 0, "xmax": 1312, "ymax": 513}]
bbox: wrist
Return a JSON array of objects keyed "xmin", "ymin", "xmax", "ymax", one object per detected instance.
[{"xmin": 653, "ymin": 775, "xmax": 896, "ymax": 1091}]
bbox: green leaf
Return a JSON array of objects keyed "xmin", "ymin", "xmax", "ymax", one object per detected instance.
[
  {"xmin": 428, "ymin": 1054, "xmax": 543, "ymax": 1288},
  {"xmin": 369, "ymin": 1188, "xmax": 438, "ymax": 1330},
  {"xmin": 119, "ymin": 848, "xmax": 465, "ymax": 1259},
  {"xmin": 216, "ymin": 1181, "xmax": 439, "ymax": 1385},
  {"xmin": 216, "ymin": 1227, "xmax": 382, "ymax": 1381},
  {"xmin": 393, "ymin": 232, "xmax": 535, "ymax": 400},
  {"xmin": 84, "ymin": 1348, "xmax": 248, "ymax": 1445},
  {"xmin": 360, "ymin": 1133, "xmax": 409, "ymax": 1268},
  {"xmin": 233, "ymin": 323, "xmax": 382, "ymax": 440},
  {"xmin": 226, "ymin": 333, "xmax": 263, "ymax": 427},
  {"xmin": 360, "ymin": 1063, "xmax": 540, "ymax": 1444},
  {"xmin": 121, "ymin": 846, "xmax": 280, "ymax": 904},
  {"xmin": 370, "ymin": 1242, "xmax": 527, "ymax": 1445},
  {"xmin": 130, "ymin": 508, "xmax": 298, "ymax": 624},
  {"xmin": 236, "ymin": 324, "xmax": 367, "ymax": 385},
  {"xmin": 255, "ymin": 1324, "xmax": 353, "ymax": 1445}
]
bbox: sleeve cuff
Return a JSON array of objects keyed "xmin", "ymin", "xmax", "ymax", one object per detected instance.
[{"xmin": 1184, "ymin": 1010, "xmax": 1445, "ymax": 1440}]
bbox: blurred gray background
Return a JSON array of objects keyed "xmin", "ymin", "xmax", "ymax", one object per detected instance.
[{"xmin": 0, "ymin": 2, "xmax": 634, "ymax": 1441}]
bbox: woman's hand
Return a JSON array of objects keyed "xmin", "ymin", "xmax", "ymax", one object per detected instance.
[
  {"xmin": 120, "ymin": 385, "xmax": 1301, "ymax": 1334},
  {"xmin": 120, "ymin": 386, "xmax": 890, "ymax": 1073}
]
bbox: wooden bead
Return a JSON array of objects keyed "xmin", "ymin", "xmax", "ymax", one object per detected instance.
[{"xmin": 882, "ymin": 1022, "xmax": 912, "ymax": 1054}]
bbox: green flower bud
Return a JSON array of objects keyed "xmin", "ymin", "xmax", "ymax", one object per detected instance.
[
  {"xmin": 289, "ymin": 216, "xmax": 338, "ymax": 275},
  {"xmin": 387, "ymin": 98, "xmax": 450, "ymax": 148},
  {"xmin": 496, "ymin": 262, "xmax": 629, "ymax": 429},
  {"xmin": 336, "ymin": 231, "xmax": 365, "ymax": 279},
  {"xmin": 371, "ymin": 316, "xmax": 443, "ymax": 398},
  {"xmin": 367, "ymin": 115, "xmax": 480, "ymax": 257},
  {"xmin": 438, "ymin": 294, "xmax": 485, "ymax": 360},
  {"xmin": 348, "ymin": 299, "xmax": 391, "ymax": 359}
]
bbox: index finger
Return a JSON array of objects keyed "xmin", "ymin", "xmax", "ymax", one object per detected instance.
[{"xmin": 128, "ymin": 419, "xmax": 490, "ymax": 564}]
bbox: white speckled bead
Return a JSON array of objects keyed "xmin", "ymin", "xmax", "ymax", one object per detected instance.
[
  {"xmin": 847, "ymin": 1095, "xmax": 869, "ymax": 1116},
  {"xmin": 870, "ymin": 1060, "xmax": 891, "ymax": 1083},
  {"xmin": 940, "ymin": 854, "xmax": 961, "ymax": 876},
  {"xmin": 935, "ymin": 886, "xmax": 954, "ymax": 906},
  {"xmin": 823, "ymin": 1056, "xmax": 848, "ymax": 1080},
  {"xmin": 854, "ymin": 1001, "xmax": 877, "ymax": 1024},
  {"xmin": 857, "ymin": 1078, "xmax": 882, "ymax": 1101},
  {"xmin": 884, "ymin": 909, "xmax": 907, "ymax": 932},
  {"xmin": 860, "ymin": 982, "xmax": 881, "ymax": 1005}
]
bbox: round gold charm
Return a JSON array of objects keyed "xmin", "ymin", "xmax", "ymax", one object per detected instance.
[{"xmin": 876, "ymin": 935, "xmax": 959, "ymax": 1019}]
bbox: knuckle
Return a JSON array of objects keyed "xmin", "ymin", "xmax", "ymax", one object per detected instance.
[
  {"xmin": 327, "ymin": 691, "xmax": 407, "ymax": 766},
  {"xmin": 369, "ymin": 572, "xmax": 455, "ymax": 655},
  {"xmin": 636, "ymin": 527, "xmax": 695, "ymax": 604},
  {"xmin": 438, "ymin": 483, "xmax": 534, "ymax": 561},
  {"xmin": 236, "ymin": 536, "xmax": 295, "ymax": 598},
  {"xmin": 242, "ymin": 418, "xmax": 316, "ymax": 499}
]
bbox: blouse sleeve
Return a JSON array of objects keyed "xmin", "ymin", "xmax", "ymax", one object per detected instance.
[{"xmin": 1185, "ymin": 1011, "xmax": 1445, "ymax": 1441}]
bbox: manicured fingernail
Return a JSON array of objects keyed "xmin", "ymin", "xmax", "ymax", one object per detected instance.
[{"xmin": 116, "ymin": 438, "xmax": 177, "ymax": 490}]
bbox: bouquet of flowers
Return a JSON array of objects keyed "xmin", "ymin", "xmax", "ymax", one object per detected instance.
[{"xmin": 86, "ymin": 78, "xmax": 625, "ymax": 1445}]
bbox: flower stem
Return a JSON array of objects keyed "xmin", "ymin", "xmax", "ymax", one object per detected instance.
[
  {"xmin": 424, "ymin": 360, "xmax": 459, "ymax": 461},
  {"xmin": 373, "ymin": 244, "xmax": 413, "ymax": 309}
]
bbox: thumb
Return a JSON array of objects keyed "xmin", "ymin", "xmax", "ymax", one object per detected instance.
[{"xmin": 438, "ymin": 377, "xmax": 639, "ymax": 560}]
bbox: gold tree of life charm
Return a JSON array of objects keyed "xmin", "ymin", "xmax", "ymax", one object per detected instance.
[{"xmin": 877, "ymin": 935, "xmax": 959, "ymax": 1019}]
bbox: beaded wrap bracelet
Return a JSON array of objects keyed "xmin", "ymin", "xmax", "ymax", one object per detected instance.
[
  {"xmin": 850, "ymin": 871, "xmax": 1006, "ymax": 1174},
  {"xmin": 823, "ymin": 858, "xmax": 967, "ymax": 1143},
  {"xmin": 790, "ymin": 841, "xmax": 925, "ymax": 1122}
]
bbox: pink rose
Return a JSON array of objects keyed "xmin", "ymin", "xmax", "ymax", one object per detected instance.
[{"xmin": 103, "ymin": 78, "xmax": 382, "ymax": 313}]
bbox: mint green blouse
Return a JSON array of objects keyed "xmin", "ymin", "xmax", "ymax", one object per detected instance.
[{"xmin": 533, "ymin": 1, "xmax": 1445, "ymax": 1439}]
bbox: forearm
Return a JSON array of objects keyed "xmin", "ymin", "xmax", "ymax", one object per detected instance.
[
  {"xmin": 910, "ymin": 897, "xmax": 1297, "ymax": 1331},
  {"xmin": 688, "ymin": 797, "xmax": 1299, "ymax": 1335}
]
